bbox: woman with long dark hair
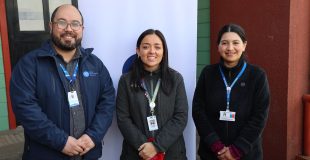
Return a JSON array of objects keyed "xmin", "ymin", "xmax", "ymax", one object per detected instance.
[{"xmin": 117, "ymin": 29, "xmax": 188, "ymax": 160}]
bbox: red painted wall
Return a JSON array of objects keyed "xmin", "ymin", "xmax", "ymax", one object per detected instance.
[
  {"xmin": 288, "ymin": 0, "xmax": 310, "ymax": 158},
  {"xmin": 210, "ymin": 0, "xmax": 309, "ymax": 159}
]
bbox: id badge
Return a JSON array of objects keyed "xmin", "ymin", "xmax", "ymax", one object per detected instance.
[
  {"xmin": 147, "ymin": 116, "xmax": 159, "ymax": 131},
  {"xmin": 68, "ymin": 91, "xmax": 79, "ymax": 107},
  {"xmin": 219, "ymin": 110, "xmax": 236, "ymax": 121}
]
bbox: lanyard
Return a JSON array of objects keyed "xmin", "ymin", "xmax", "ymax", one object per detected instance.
[
  {"xmin": 59, "ymin": 63, "xmax": 79, "ymax": 85},
  {"xmin": 219, "ymin": 62, "xmax": 247, "ymax": 110},
  {"xmin": 141, "ymin": 78, "xmax": 161, "ymax": 115}
]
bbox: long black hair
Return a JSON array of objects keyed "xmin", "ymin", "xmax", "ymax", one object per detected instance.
[{"xmin": 130, "ymin": 29, "xmax": 173, "ymax": 95}]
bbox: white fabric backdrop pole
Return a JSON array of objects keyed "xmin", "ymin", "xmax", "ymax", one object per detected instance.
[{"xmin": 79, "ymin": 1, "xmax": 197, "ymax": 159}]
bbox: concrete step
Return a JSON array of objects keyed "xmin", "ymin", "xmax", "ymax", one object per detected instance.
[{"xmin": 0, "ymin": 126, "xmax": 24, "ymax": 160}]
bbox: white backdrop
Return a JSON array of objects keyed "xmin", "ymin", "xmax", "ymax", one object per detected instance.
[{"xmin": 79, "ymin": 1, "xmax": 197, "ymax": 159}]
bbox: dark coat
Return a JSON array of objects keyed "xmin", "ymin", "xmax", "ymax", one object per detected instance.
[
  {"xmin": 10, "ymin": 40, "xmax": 115, "ymax": 160},
  {"xmin": 116, "ymin": 69, "xmax": 188, "ymax": 160},
  {"xmin": 192, "ymin": 59, "xmax": 270, "ymax": 160}
]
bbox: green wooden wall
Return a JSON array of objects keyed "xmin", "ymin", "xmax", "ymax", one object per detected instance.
[
  {"xmin": 197, "ymin": 0, "xmax": 210, "ymax": 78},
  {"xmin": 0, "ymin": 36, "xmax": 9, "ymax": 131}
]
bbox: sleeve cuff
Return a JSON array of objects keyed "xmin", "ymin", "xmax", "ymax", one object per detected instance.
[
  {"xmin": 229, "ymin": 144, "xmax": 243, "ymax": 160},
  {"xmin": 85, "ymin": 132, "xmax": 99, "ymax": 146},
  {"xmin": 210, "ymin": 140, "xmax": 225, "ymax": 154}
]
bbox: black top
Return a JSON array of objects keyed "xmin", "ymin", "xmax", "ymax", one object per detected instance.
[
  {"xmin": 117, "ymin": 68, "xmax": 188, "ymax": 160},
  {"xmin": 192, "ymin": 57, "xmax": 270, "ymax": 160}
]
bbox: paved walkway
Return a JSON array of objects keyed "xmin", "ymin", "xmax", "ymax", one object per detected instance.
[{"xmin": 0, "ymin": 126, "xmax": 24, "ymax": 160}]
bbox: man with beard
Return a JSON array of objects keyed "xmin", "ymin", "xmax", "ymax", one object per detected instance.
[{"xmin": 10, "ymin": 4, "xmax": 115, "ymax": 160}]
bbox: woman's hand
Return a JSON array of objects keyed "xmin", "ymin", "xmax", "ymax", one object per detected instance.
[
  {"xmin": 138, "ymin": 142, "xmax": 157, "ymax": 160},
  {"xmin": 217, "ymin": 146, "xmax": 236, "ymax": 160}
]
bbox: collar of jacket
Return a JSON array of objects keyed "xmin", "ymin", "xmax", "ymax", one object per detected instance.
[
  {"xmin": 143, "ymin": 68, "xmax": 160, "ymax": 75},
  {"xmin": 37, "ymin": 39, "xmax": 94, "ymax": 63},
  {"xmin": 141, "ymin": 69, "xmax": 161, "ymax": 85},
  {"xmin": 142, "ymin": 68, "xmax": 161, "ymax": 79}
]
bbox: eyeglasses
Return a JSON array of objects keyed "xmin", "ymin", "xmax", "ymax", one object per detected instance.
[{"xmin": 53, "ymin": 20, "xmax": 83, "ymax": 31}]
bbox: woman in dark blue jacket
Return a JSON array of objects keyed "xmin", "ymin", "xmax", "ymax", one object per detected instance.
[{"xmin": 193, "ymin": 24, "xmax": 270, "ymax": 160}]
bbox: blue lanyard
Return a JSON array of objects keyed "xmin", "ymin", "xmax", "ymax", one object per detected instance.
[
  {"xmin": 59, "ymin": 63, "xmax": 79, "ymax": 85},
  {"xmin": 219, "ymin": 62, "xmax": 247, "ymax": 110}
]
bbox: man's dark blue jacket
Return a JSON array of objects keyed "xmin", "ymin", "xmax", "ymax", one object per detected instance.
[{"xmin": 10, "ymin": 40, "xmax": 115, "ymax": 160}]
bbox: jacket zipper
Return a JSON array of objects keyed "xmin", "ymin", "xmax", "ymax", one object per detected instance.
[
  {"xmin": 226, "ymin": 70, "xmax": 232, "ymax": 141},
  {"xmin": 150, "ymin": 72, "xmax": 155, "ymax": 138}
]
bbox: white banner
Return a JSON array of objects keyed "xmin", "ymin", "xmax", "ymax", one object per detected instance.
[{"xmin": 79, "ymin": 1, "xmax": 197, "ymax": 159}]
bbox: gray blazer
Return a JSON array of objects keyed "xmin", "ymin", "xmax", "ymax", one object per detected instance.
[{"xmin": 116, "ymin": 69, "xmax": 188, "ymax": 160}]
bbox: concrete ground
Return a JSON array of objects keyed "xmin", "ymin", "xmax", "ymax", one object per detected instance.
[{"xmin": 0, "ymin": 126, "xmax": 23, "ymax": 160}]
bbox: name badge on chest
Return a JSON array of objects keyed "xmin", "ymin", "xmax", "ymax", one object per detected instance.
[
  {"xmin": 219, "ymin": 110, "xmax": 236, "ymax": 121},
  {"xmin": 147, "ymin": 116, "xmax": 158, "ymax": 131},
  {"xmin": 68, "ymin": 91, "xmax": 79, "ymax": 107}
]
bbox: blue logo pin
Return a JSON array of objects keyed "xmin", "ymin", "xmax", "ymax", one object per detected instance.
[{"xmin": 83, "ymin": 71, "xmax": 90, "ymax": 77}]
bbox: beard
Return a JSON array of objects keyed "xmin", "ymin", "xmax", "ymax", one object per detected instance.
[{"xmin": 51, "ymin": 30, "xmax": 82, "ymax": 51}]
